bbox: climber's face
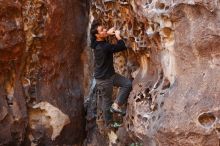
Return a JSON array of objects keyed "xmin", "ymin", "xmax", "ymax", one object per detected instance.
[{"xmin": 96, "ymin": 25, "xmax": 108, "ymax": 40}]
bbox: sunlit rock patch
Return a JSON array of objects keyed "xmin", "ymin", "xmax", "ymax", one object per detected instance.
[{"xmin": 28, "ymin": 102, "xmax": 70, "ymax": 143}]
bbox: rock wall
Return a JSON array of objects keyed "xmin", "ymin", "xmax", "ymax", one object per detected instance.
[
  {"xmin": 1, "ymin": 0, "xmax": 220, "ymax": 145},
  {"xmin": 89, "ymin": 0, "xmax": 220, "ymax": 145},
  {"xmin": 0, "ymin": 0, "xmax": 88, "ymax": 145}
]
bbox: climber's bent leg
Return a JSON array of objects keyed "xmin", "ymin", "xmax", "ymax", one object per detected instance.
[{"xmin": 112, "ymin": 73, "xmax": 132, "ymax": 105}]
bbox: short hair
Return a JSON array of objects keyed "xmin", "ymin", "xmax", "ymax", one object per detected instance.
[{"xmin": 90, "ymin": 19, "xmax": 102, "ymax": 49}]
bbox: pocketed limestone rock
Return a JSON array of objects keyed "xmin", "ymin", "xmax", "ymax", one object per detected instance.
[{"xmin": 88, "ymin": 0, "xmax": 220, "ymax": 145}]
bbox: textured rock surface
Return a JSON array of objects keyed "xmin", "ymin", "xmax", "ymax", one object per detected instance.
[
  {"xmin": 1, "ymin": 0, "xmax": 220, "ymax": 145},
  {"xmin": 88, "ymin": 0, "xmax": 220, "ymax": 145},
  {"xmin": 0, "ymin": 0, "xmax": 88, "ymax": 145},
  {"xmin": 29, "ymin": 102, "xmax": 70, "ymax": 142},
  {"xmin": 0, "ymin": 1, "xmax": 27, "ymax": 145}
]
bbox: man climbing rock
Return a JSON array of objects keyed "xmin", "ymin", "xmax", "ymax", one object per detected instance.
[{"xmin": 90, "ymin": 20, "xmax": 132, "ymax": 128}]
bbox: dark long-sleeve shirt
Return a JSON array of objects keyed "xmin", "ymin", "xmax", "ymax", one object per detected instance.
[{"xmin": 93, "ymin": 40, "xmax": 127, "ymax": 79}]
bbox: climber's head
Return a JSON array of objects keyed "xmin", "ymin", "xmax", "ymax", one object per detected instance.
[
  {"xmin": 96, "ymin": 25, "xmax": 108, "ymax": 40},
  {"xmin": 90, "ymin": 19, "xmax": 108, "ymax": 48}
]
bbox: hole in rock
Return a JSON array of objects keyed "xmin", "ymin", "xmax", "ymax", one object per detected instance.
[
  {"xmin": 216, "ymin": 128, "xmax": 220, "ymax": 133},
  {"xmin": 137, "ymin": 114, "xmax": 142, "ymax": 119},
  {"xmin": 41, "ymin": 6, "xmax": 47, "ymax": 16},
  {"xmin": 143, "ymin": 117, "xmax": 148, "ymax": 122},
  {"xmin": 148, "ymin": 97, "xmax": 152, "ymax": 102},
  {"xmin": 129, "ymin": 37, "xmax": 135, "ymax": 42},
  {"xmin": 133, "ymin": 95, "xmax": 137, "ymax": 99},
  {"xmin": 152, "ymin": 116, "xmax": 156, "ymax": 121},
  {"xmin": 144, "ymin": 88, "xmax": 150, "ymax": 93},
  {"xmin": 144, "ymin": 4, "xmax": 149, "ymax": 9},
  {"xmin": 162, "ymin": 78, "xmax": 170, "ymax": 90},
  {"xmin": 198, "ymin": 113, "xmax": 216, "ymax": 127},
  {"xmin": 136, "ymin": 98, "xmax": 141, "ymax": 102},
  {"xmin": 92, "ymin": 11, "xmax": 98, "ymax": 18},
  {"xmin": 165, "ymin": 6, "xmax": 169, "ymax": 10},
  {"xmin": 160, "ymin": 101, "xmax": 164, "ymax": 108},
  {"xmin": 157, "ymin": 114, "xmax": 161, "ymax": 120},
  {"xmin": 133, "ymin": 29, "xmax": 140, "ymax": 37},
  {"xmin": 148, "ymin": 0, "xmax": 152, "ymax": 4},
  {"xmin": 139, "ymin": 93, "xmax": 144, "ymax": 99},
  {"xmin": 128, "ymin": 21, "xmax": 132, "ymax": 30},
  {"xmin": 144, "ymin": 88, "xmax": 151, "ymax": 97},
  {"xmin": 155, "ymin": 2, "xmax": 165, "ymax": 9}
]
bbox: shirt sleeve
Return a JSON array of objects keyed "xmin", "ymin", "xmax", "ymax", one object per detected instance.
[{"xmin": 105, "ymin": 40, "xmax": 127, "ymax": 53}]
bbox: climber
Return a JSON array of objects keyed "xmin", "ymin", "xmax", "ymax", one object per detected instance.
[{"xmin": 90, "ymin": 19, "xmax": 132, "ymax": 128}]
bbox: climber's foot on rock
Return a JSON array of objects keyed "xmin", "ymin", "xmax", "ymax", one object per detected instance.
[
  {"xmin": 110, "ymin": 103, "xmax": 126, "ymax": 116},
  {"xmin": 107, "ymin": 121, "xmax": 122, "ymax": 129},
  {"xmin": 110, "ymin": 121, "xmax": 122, "ymax": 128}
]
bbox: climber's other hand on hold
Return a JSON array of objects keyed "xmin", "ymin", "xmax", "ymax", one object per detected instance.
[
  {"xmin": 115, "ymin": 30, "xmax": 122, "ymax": 40},
  {"xmin": 107, "ymin": 27, "xmax": 115, "ymax": 36}
]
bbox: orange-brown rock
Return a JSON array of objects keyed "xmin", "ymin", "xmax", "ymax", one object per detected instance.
[
  {"xmin": 1, "ymin": 0, "xmax": 220, "ymax": 145},
  {"xmin": 0, "ymin": 0, "xmax": 88, "ymax": 145}
]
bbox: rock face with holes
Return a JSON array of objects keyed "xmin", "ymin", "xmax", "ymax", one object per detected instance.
[
  {"xmin": 0, "ymin": 0, "xmax": 88, "ymax": 145},
  {"xmin": 89, "ymin": 0, "xmax": 220, "ymax": 145}
]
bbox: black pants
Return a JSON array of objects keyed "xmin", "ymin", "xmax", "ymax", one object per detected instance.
[{"xmin": 96, "ymin": 73, "xmax": 132, "ymax": 125}]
